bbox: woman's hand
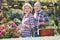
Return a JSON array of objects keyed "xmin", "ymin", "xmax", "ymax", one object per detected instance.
[{"xmin": 23, "ymin": 24, "xmax": 30, "ymax": 29}]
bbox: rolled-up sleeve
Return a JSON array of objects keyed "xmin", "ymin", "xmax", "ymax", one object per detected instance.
[{"xmin": 43, "ymin": 12, "xmax": 49, "ymax": 22}]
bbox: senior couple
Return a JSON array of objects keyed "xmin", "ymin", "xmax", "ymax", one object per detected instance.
[{"xmin": 21, "ymin": 2, "xmax": 50, "ymax": 37}]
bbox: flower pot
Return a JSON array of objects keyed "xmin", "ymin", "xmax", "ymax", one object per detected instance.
[{"xmin": 39, "ymin": 29, "xmax": 54, "ymax": 36}]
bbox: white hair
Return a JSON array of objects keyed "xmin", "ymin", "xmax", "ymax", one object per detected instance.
[{"xmin": 34, "ymin": 2, "xmax": 41, "ymax": 7}]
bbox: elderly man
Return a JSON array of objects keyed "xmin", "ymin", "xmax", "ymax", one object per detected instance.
[{"xmin": 34, "ymin": 2, "xmax": 50, "ymax": 36}]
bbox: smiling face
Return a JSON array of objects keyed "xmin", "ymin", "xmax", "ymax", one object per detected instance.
[
  {"xmin": 34, "ymin": 2, "xmax": 41, "ymax": 13},
  {"xmin": 24, "ymin": 6, "xmax": 31, "ymax": 14}
]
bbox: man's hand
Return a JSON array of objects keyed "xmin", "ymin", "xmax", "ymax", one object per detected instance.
[{"xmin": 38, "ymin": 22, "xmax": 49, "ymax": 26}]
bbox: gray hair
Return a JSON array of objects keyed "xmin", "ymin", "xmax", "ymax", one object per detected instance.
[{"xmin": 34, "ymin": 2, "xmax": 41, "ymax": 7}]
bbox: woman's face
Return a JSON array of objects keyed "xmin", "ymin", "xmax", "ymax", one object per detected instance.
[
  {"xmin": 24, "ymin": 6, "xmax": 31, "ymax": 14},
  {"xmin": 34, "ymin": 4, "xmax": 41, "ymax": 12}
]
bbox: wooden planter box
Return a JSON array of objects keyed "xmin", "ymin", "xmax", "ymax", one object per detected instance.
[{"xmin": 39, "ymin": 29, "xmax": 54, "ymax": 36}]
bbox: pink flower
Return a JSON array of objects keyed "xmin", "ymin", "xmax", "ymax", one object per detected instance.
[
  {"xmin": 0, "ymin": 32, "xmax": 2, "ymax": 35},
  {"xmin": 1, "ymin": 24, "xmax": 5, "ymax": 29},
  {"xmin": 1, "ymin": 29, "xmax": 6, "ymax": 34},
  {"xmin": 9, "ymin": 21, "xmax": 17, "ymax": 27}
]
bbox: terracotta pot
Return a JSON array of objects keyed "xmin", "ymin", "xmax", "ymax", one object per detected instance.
[{"xmin": 39, "ymin": 29, "xmax": 54, "ymax": 36}]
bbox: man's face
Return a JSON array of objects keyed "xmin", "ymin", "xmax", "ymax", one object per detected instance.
[{"xmin": 34, "ymin": 4, "xmax": 41, "ymax": 12}]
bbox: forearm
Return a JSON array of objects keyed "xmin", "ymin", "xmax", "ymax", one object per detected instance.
[
  {"xmin": 38, "ymin": 22, "xmax": 49, "ymax": 26},
  {"xmin": 43, "ymin": 22, "xmax": 49, "ymax": 26}
]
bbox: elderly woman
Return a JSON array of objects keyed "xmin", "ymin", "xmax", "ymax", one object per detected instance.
[
  {"xmin": 21, "ymin": 3, "xmax": 35, "ymax": 37},
  {"xmin": 34, "ymin": 2, "xmax": 50, "ymax": 35}
]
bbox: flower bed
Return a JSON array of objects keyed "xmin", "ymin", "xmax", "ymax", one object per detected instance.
[{"xmin": 0, "ymin": 21, "xmax": 21, "ymax": 39}]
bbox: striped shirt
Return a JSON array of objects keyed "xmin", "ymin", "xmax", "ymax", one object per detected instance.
[{"xmin": 21, "ymin": 13, "xmax": 35, "ymax": 37}]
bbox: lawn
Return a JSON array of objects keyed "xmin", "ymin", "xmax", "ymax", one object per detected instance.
[{"xmin": 1, "ymin": 36, "xmax": 60, "ymax": 40}]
